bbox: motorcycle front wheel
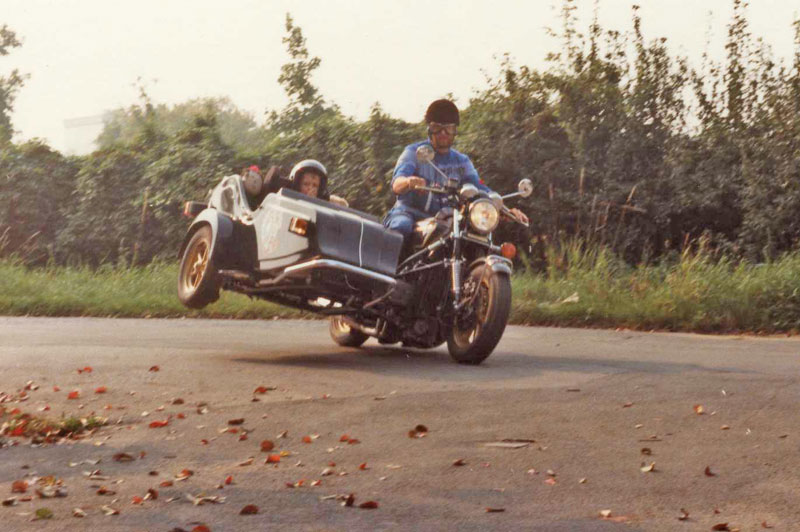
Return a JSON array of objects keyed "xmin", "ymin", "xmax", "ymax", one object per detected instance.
[{"xmin": 447, "ymin": 265, "xmax": 511, "ymax": 365}]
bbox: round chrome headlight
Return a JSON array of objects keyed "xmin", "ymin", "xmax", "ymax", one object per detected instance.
[{"xmin": 468, "ymin": 199, "xmax": 500, "ymax": 234}]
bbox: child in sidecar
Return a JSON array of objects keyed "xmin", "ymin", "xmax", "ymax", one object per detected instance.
[{"xmin": 244, "ymin": 160, "xmax": 348, "ymax": 208}]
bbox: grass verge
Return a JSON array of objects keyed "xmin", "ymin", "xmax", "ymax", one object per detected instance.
[{"xmin": 3, "ymin": 245, "xmax": 800, "ymax": 333}]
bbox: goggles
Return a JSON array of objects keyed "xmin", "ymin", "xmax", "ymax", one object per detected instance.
[{"xmin": 428, "ymin": 122, "xmax": 457, "ymax": 135}]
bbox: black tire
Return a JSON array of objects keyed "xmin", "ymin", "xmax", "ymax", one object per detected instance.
[
  {"xmin": 329, "ymin": 317, "xmax": 369, "ymax": 347},
  {"xmin": 446, "ymin": 265, "xmax": 512, "ymax": 365},
  {"xmin": 177, "ymin": 226, "xmax": 221, "ymax": 309}
]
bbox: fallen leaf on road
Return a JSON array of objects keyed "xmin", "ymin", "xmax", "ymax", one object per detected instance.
[
  {"xmin": 149, "ymin": 420, "xmax": 169, "ymax": 429},
  {"xmin": 359, "ymin": 501, "xmax": 379, "ymax": 509},
  {"xmin": 641, "ymin": 448, "xmax": 652, "ymax": 455},
  {"xmin": 486, "ymin": 507, "xmax": 505, "ymax": 513},
  {"xmin": 311, "ymin": 480, "xmax": 321, "ymax": 487},
  {"xmin": 452, "ymin": 459, "xmax": 466, "ymax": 466},
  {"xmin": 72, "ymin": 507, "xmax": 86, "ymax": 517},
  {"xmin": 483, "ymin": 441, "xmax": 531, "ymax": 449},
  {"xmin": 2, "ymin": 497, "xmax": 17, "ymax": 506},
  {"xmin": 641, "ymin": 462, "xmax": 656, "ymax": 473},
  {"xmin": 321, "ymin": 467, "xmax": 334, "ymax": 476},
  {"xmin": 678, "ymin": 508, "xmax": 690, "ymax": 520},
  {"xmin": 159, "ymin": 481, "xmax": 173, "ymax": 487},
  {"xmin": 96, "ymin": 487, "xmax": 116, "ymax": 495},
  {"xmin": 277, "ymin": 430, "xmax": 288, "ymax": 438},
  {"xmin": 704, "ymin": 466, "xmax": 716, "ymax": 477},
  {"xmin": 238, "ymin": 458, "xmax": 254, "ymax": 467},
  {"xmin": 228, "ymin": 418, "xmax": 244, "ymax": 426},
  {"xmin": 100, "ymin": 505, "xmax": 119, "ymax": 515},
  {"xmin": 224, "ymin": 476, "xmax": 233, "ymax": 485},
  {"xmin": 12, "ymin": 480, "xmax": 28, "ymax": 493},
  {"xmin": 762, "ymin": 521, "xmax": 774, "ymax": 528},
  {"xmin": 339, "ymin": 434, "xmax": 350, "ymax": 442},
  {"xmin": 35, "ymin": 486, "xmax": 67, "ymax": 498},
  {"xmin": 260, "ymin": 440, "xmax": 274, "ymax": 452},
  {"xmin": 544, "ymin": 477, "xmax": 557, "ymax": 485},
  {"xmin": 240, "ymin": 504, "xmax": 259, "ymax": 514},
  {"xmin": 113, "ymin": 453, "xmax": 134, "ymax": 462},
  {"xmin": 693, "ymin": 404, "xmax": 705, "ymax": 415},
  {"xmin": 347, "ymin": 438, "xmax": 360, "ymax": 445},
  {"xmin": 77, "ymin": 366, "xmax": 93, "ymax": 374},
  {"xmin": 67, "ymin": 390, "xmax": 80, "ymax": 400},
  {"xmin": 302, "ymin": 435, "xmax": 312, "ymax": 444},
  {"xmin": 600, "ymin": 510, "xmax": 612, "ymax": 518},
  {"xmin": 721, "ymin": 425, "xmax": 730, "ymax": 430},
  {"xmin": 148, "ymin": 366, "xmax": 159, "ymax": 372},
  {"xmin": 579, "ymin": 478, "xmax": 587, "ymax": 484},
  {"xmin": 623, "ymin": 402, "xmax": 634, "ymax": 408},
  {"xmin": 175, "ymin": 469, "xmax": 193, "ymax": 480},
  {"xmin": 265, "ymin": 455, "xmax": 280, "ymax": 464},
  {"xmin": 34, "ymin": 507, "xmax": 53, "ymax": 520},
  {"xmin": 95, "ymin": 386, "xmax": 107, "ymax": 394},
  {"xmin": 342, "ymin": 493, "xmax": 355, "ymax": 507},
  {"xmin": 711, "ymin": 524, "xmax": 730, "ymax": 531},
  {"xmin": 253, "ymin": 386, "xmax": 275, "ymax": 394},
  {"xmin": 186, "ymin": 493, "xmax": 225, "ymax": 506},
  {"xmin": 192, "ymin": 526, "xmax": 211, "ymax": 532},
  {"xmin": 131, "ymin": 496, "xmax": 144, "ymax": 505},
  {"xmin": 408, "ymin": 425, "xmax": 429, "ymax": 438}
]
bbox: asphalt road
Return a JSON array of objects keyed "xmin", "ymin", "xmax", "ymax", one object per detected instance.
[{"xmin": 1, "ymin": 317, "xmax": 799, "ymax": 531}]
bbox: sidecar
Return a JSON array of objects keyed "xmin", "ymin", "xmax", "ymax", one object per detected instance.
[{"xmin": 177, "ymin": 168, "xmax": 407, "ymax": 315}]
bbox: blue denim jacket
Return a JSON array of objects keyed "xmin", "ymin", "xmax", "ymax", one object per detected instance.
[{"xmin": 389, "ymin": 140, "xmax": 490, "ymax": 218}]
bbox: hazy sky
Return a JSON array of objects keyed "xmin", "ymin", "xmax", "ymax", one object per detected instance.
[{"xmin": 3, "ymin": 0, "xmax": 799, "ymax": 153}]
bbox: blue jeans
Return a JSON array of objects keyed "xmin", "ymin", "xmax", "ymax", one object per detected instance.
[{"xmin": 383, "ymin": 208, "xmax": 418, "ymax": 237}]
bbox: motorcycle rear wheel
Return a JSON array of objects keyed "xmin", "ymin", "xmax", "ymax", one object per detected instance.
[
  {"xmin": 446, "ymin": 265, "xmax": 511, "ymax": 365},
  {"xmin": 329, "ymin": 317, "xmax": 369, "ymax": 347}
]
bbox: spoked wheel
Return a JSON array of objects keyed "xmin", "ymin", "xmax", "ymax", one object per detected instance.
[
  {"xmin": 447, "ymin": 265, "xmax": 511, "ymax": 365},
  {"xmin": 329, "ymin": 316, "xmax": 369, "ymax": 347},
  {"xmin": 177, "ymin": 226, "xmax": 221, "ymax": 309}
]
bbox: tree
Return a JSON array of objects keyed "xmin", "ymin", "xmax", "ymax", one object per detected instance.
[
  {"xmin": 268, "ymin": 14, "xmax": 328, "ymax": 132},
  {"xmin": 0, "ymin": 24, "xmax": 27, "ymax": 145}
]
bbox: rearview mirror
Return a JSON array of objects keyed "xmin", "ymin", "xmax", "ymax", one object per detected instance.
[
  {"xmin": 517, "ymin": 179, "xmax": 533, "ymax": 198},
  {"xmin": 416, "ymin": 144, "xmax": 435, "ymax": 163}
]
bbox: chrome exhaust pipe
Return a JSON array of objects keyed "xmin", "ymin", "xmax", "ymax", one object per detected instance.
[{"xmin": 258, "ymin": 259, "xmax": 397, "ymax": 287}]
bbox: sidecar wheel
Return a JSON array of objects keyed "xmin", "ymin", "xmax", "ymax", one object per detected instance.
[
  {"xmin": 177, "ymin": 226, "xmax": 221, "ymax": 309},
  {"xmin": 329, "ymin": 317, "xmax": 369, "ymax": 347},
  {"xmin": 447, "ymin": 265, "xmax": 511, "ymax": 365}
]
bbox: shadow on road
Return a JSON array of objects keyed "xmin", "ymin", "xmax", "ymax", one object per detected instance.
[{"xmin": 232, "ymin": 343, "xmax": 743, "ymax": 383}]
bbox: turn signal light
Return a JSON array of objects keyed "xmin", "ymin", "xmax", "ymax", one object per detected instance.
[
  {"xmin": 500, "ymin": 242, "xmax": 517, "ymax": 259},
  {"xmin": 289, "ymin": 217, "xmax": 309, "ymax": 236}
]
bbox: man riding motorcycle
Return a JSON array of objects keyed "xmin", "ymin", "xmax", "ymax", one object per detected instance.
[{"xmin": 383, "ymin": 99, "xmax": 529, "ymax": 244}]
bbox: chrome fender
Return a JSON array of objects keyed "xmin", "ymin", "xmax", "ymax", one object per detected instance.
[
  {"xmin": 469, "ymin": 255, "xmax": 513, "ymax": 276},
  {"xmin": 178, "ymin": 208, "xmax": 234, "ymax": 263}
]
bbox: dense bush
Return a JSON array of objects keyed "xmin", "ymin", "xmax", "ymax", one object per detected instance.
[{"xmin": 1, "ymin": 2, "xmax": 799, "ymax": 266}]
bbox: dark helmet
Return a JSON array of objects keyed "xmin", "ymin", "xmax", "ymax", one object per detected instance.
[{"xmin": 424, "ymin": 99, "xmax": 459, "ymax": 125}]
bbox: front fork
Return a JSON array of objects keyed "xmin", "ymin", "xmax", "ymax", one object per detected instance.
[{"xmin": 451, "ymin": 208, "xmax": 462, "ymax": 310}]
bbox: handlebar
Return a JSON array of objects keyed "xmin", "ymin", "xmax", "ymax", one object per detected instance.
[{"xmin": 415, "ymin": 185, "xmax": 449, "ymax": 194}]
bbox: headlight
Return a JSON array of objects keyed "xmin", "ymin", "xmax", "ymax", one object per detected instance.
[{"xmin": 468, "ymin": 199, "xmax": 500, "ymax": 234}]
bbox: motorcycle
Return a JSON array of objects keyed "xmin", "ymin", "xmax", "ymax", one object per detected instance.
[{"xmin": 177, "ymin": 145, "xmax": 531, "ymax": 364}]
